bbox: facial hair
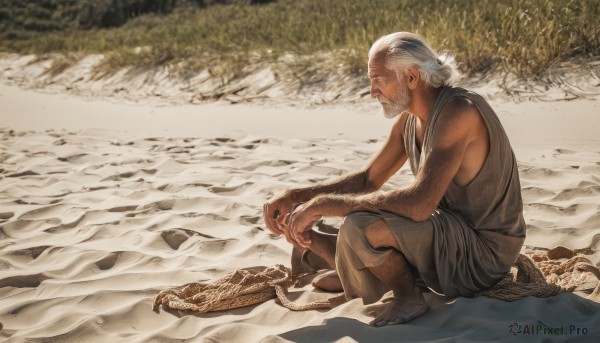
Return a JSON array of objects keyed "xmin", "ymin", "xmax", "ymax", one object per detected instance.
[{"xmin": 379, "ymin": 82, "xmax": 411, "ymax": 119}]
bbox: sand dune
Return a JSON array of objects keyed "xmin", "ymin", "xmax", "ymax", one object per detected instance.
[{"xmin": 1, "ymin": 53, "xmax": 599, "ymax": 107}]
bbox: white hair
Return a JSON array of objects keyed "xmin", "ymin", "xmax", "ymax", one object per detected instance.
[{"xmin": 368, "ymin": 32, "xmax": 461, "ymax": 87}]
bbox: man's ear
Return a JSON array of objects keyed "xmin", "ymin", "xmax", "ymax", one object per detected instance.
[{"xmin": 406, "ymin": 67, "xmax": 420, "ymax": 90}]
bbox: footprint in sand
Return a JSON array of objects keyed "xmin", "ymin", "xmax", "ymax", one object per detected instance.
[
  {"xmin": 29, "ymin": 245, "xmax": 50, "ymax": 259},
  {"xmin": 208, "ymin": 182, "xmax": 253, "ymax": 194},
  {"xmin": 0, "ymin": 273, "xmax": 49, "ymax": 288},
  {"xmin": 101, "ymin": 171, "xmax": 136, "ymax": 181},
  {"xmin": 240, "ymin": 215, "xmax": 260, "ymax": 225},
  {"xmin": 52, "ymin": 138, "xmax": 68, "ymax": 145},
  {"xmin": 161, "ymin": 229, "xmax": 191, "ymax": 250},
  {"xmin": 137, "ymin": 199, "xmax": 176, "ymax": 211},
  {"xmin": 10, "ymin": 246, "xmax": 50, "ymax": 259},
  {"xmin": 108, "ymin": 205, "xmax": 138, "ymax": 213},
  {"xmin": 7, "ymin": 170, "xmax": 39, "ymax": 178},
  {"xmin": 0, "ymin": 212, "xmax": 14, "ymax": 220},
  {"xmin": 166, "ymin": 146, "xmax": 191, "ymax": 154},
  {"xmin": 214, "ymin": 138, "xmax": 234, "ymax": 143},
  {"xmin": 160, "ymin": 229, "xmax": 223, "ymax": 250},
  {"xmin": 149, "ymin": 199, "xmax": 175, "ymax": 211},
  {"xmin": 56, "ymin": 153, "xmax": 88, "ymax": 163},
  {"xmin": 95, "ymin": 252, "xmax": 121, "ymax": 270},
  {"xmin": 554, "ymin": 185, "xmax": 600, "ymax": 201},
  {"xmin": 553, "ymin": 148, "xmax": 576, "ymax": 155}
]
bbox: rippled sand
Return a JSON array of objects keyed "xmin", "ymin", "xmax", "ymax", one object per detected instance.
[{"xmin": 1, "ymin": 125, "xmax": 599, "ymax": 342}]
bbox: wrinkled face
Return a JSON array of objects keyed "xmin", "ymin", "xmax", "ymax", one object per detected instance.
[{"xmin": 368, "ymin": 54, "xmax": 411, "ymax": 119}]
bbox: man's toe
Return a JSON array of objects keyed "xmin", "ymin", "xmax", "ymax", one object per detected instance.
[
  {"xmin": 371, "ymin": 317, "xmax": 389, "ymax": 327},
  {"xmin": 388, "ymin": 317, "xmax": 404, "ymax": 326}
]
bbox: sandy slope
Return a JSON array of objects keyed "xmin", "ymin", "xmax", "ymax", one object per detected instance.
[{"xmin": 1, "ymin": 69, "xmax": 600, "ymax": 342}]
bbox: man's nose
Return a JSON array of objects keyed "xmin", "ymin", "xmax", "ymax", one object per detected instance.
[{"xmin": 370, "ymin": 84, "xmax": 381, "ymax": 98}]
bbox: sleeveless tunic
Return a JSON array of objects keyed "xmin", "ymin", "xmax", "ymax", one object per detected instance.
[
  {"xmin": 402, "ymin": 86, "xmax": 526, "ymax": 296},
  {"xmin": 404, "ymin": 86, "xmax": 526, "ymax": 236},
  {"xmin": 336, "ymin": 86, "xmax": 526, "ymax": 300}
]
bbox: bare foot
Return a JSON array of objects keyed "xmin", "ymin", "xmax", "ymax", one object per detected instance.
[
  {"xmin": 311, "ymin": 270, "xmax": 343, "ymax": 292},
  {"xmin": 370, "ymin": 297, "xmax": 429, "ymax": 327}
]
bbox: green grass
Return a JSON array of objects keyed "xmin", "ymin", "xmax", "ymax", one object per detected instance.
[{"xmin": 1, "ymin": 0, "xmax": 599, "ymax": 82}]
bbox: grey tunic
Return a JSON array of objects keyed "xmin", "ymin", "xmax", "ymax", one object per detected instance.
[{"xmin": 335, "ymin": 86, "xmax": 526, "ymax": 302}]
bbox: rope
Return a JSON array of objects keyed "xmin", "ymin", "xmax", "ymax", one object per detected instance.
[
  {"xmin": 477, "ymin": 246, "xmax": 600, "ymax": 302},
  {"xmin": 152, "ymin": 246, "xmax": 600, "ymax": 314},
  {"xmin": 152, "ymin": 264, "xmax": 342, "ymax": 314}
]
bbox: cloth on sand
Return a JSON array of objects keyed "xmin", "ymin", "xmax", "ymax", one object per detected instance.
[{"xmin": 336, "ymin": 86, "xmax": 526, "ymax": 302}]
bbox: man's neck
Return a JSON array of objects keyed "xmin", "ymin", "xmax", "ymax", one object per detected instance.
[{"xmin": 408, "ymin": 85, "xmax": 444, "ymax": 125}]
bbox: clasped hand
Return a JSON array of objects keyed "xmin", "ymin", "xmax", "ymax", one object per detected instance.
[
  {"xmin": 263, "ymin": 193, "xmax": 322, "ymax": 248},
  {"xmin": 286, "ymin": 202, "xmax": 322, "ymax": 248}
]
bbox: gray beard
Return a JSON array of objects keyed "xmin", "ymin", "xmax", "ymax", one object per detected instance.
[
  {"xmin": 381, "ymin": 86, "xmax": 411, "ymax": 119},
  {"xmin": 383, "ymin": 101, "xmax": 407, "ymax": 119}
]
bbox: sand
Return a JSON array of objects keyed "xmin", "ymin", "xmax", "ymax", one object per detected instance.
[{"xmin": 1, "ymin": 55, "xmax": 600, "ymax": 342}]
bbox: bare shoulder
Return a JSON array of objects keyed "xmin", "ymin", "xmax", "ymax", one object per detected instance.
[
  {"xmin": 440, "ymin": 96, "xmax": 481, "ymax": 122},
  {"xmin": 436, "ymin": 96, "xmax": 486, "ymax": 140}
]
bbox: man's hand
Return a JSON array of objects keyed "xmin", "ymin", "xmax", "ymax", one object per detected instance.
[
  {"xmin": 288, "ymin": 201, "xmax": 323, "ymax": 248},
  {"xmin": 263, "ymin": 190, "xmax": 295, "ymax": 236},
  {"xmin": 280, "ymin": 218, "xmax": 307, "ymax": 248}
]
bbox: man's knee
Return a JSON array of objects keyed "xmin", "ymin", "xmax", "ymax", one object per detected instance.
[
  {"xmin": 338, "ymin": 212, "xmax": 368, "ymax": 246},
  {"xmin": 339, "ymin": 212, "xmax": 392, "ymax": 249},
  {"xmin": 364, "ymin": 219, "xmax": 395, "ymax": 249},
  {"xmin": 338, "ymin": 212, "xmax": 398, "ymax": 249}
]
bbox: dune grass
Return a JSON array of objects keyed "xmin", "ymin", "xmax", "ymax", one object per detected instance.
[{"xmin": 1, "ymin": 0, "xmax": 599, "ymax": 82}]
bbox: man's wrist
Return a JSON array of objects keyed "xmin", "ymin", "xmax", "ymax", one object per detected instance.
[
  {"xmin": 312, "ymin": 194, "xmax": 348, "ymax": 217},
  {"xmin": 287, "ymin": 188, "xmax": 301, "ymax": 203}
]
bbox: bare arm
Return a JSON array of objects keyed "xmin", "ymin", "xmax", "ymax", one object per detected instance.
[
  {"xmin": 289, "ymin": 112, "xmax": 410, "ymax": 202},
  {"xmin": 289, "ymin": 99, "xmax": 482, "ymax": 246},
  {"xmin": 263, "ymin": 112, "xmax": 409, "ymax": 236}
]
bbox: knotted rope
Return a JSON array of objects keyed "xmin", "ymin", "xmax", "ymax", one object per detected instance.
[
  {"xmin": 152, "ymin": 246, "xmax": 599, "ymax": 314},
  {"xmin": 152, "ymin": 264, "xmax": 344, "ymax": 313},
  {"xmin": 477, "ymin": 246, "xmax": 600, "ymax": 302}
]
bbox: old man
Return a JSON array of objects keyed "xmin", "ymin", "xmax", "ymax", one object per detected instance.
[{"xmin": 263, "ymin": 32, "xmax": 525, "ymax": 327}]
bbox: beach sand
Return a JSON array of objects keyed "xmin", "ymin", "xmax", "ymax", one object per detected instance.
[{"xmin": 1, "ymin": 59, "xmax": 600, "ymax": 342}]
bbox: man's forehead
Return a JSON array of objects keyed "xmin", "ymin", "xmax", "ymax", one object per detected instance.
[
  {"xmin": 368, "ymin": 51, "xmax": 386, "ymax": 66},
  {"xmin": 368, "ymin": 57, "xmax": 393, "ymax": 77}
]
